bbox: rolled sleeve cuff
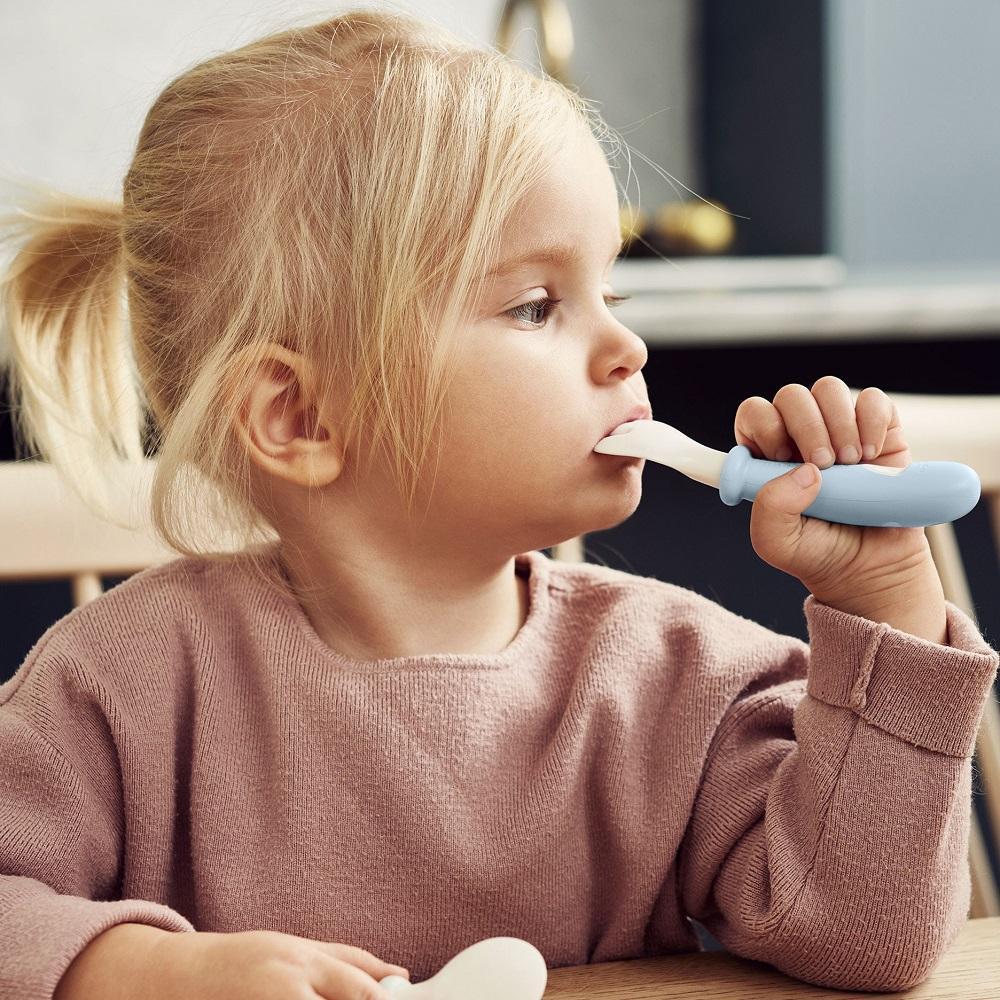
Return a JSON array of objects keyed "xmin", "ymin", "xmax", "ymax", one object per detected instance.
[
  {"xmin": 3, "ymin": 879, "xmax": 196, "ymax": 1000},
  {"xmin": 803, "ymin": 595, "xmax": 999, "ymax": 757}
]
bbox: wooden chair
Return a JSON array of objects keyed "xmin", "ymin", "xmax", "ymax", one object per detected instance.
[
  {"xmin": 553, "ymin": 391, "xmax": 1000, "ymax": 919},
  {"xmin": 884, "ymin": 392, "xmax": 1000, "ymax": 920},
  {"xmin": 0, "ymin": 458, "xmax": 239, "ymax": 605}
]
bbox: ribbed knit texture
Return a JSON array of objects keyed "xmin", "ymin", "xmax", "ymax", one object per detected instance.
[{"xmin": 1, "ymin": 543, "xmax": 997, "ymax": 997}]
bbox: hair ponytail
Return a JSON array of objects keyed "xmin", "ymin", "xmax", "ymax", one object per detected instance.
[{"xmin": 1, "ymin": 181, "xmax": 148, "ymax": 520}]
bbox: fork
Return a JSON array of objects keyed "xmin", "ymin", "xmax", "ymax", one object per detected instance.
[{"xmin": 593, "ymin": 419, "xmax": 981, "ymax": 527}]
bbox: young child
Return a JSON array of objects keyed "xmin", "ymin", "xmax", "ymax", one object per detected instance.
[{"xmin": 1, "ymin": 7, "xmax": 997, "ymax": 1000}]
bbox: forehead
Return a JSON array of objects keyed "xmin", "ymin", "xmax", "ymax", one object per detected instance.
[{"xmin": 495, "ymin": 131, "xmax": 620, "ymax": 259}]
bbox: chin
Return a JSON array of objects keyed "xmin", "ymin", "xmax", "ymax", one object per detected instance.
[{"xmin": 589, "ymin": 478, "xmax": 644, "ymax": 531}]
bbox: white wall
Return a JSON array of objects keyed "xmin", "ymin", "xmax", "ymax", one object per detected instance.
[
  {"xmin": 0, "ymin": 0, "xmax": 502, "ymax": 202},
  {"xmin": 6, "ymin": 1, "xmax": 997, "ymax": 273},
  {"xmin": 0, "ymin": 0, "xmax": 693, "ymax": 215},
  {"xmin": 0, "ymin": 0, "xmax": 695, "ymax": 368}
]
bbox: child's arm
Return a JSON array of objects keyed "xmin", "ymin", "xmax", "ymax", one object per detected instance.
[
  {"xmin": 51, "ymin": 924, "xmax": 409, "ymax": 1000},
  {"xmin": 0, "ymin": 658, "xmax": 195, "ymax": 1000},
  {"xmin": 53, "ymin": 923, "xmax": 171, "ymax": 1000},
  {"xmin": 676, "ymin": 593, "xmax": 998, "ymax": 993},
  {"xmin": 0, "ymin": 641, "xmax": 409, "ymax": 1000}
]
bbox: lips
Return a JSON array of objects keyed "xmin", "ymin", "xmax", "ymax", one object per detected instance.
[{"xmin": 602, "ymin": 403, "xmax": 653, "ymax": 441}]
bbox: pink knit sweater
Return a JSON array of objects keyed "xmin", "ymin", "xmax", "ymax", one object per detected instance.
[{"xmin": 1, "ymin": 543, "xmax": 997, "ymax": 997}]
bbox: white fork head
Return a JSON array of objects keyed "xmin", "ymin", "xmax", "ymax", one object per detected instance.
[
  {"xmin": 593, "ymin": 419, "xmax": 727, "ymax": 488},
  {"xmin": 593, "ymin": 419, "xmax": 696, "ymax": 459}
]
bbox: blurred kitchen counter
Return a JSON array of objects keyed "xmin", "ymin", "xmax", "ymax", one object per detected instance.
[{"xmin": 611, "ymin": 256, "xmax": 1000, "ymax": 344}]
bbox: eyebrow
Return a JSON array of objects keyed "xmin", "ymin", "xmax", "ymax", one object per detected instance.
[{"xmin": 486, "ymin": 235, "xmax": 625, "ymax": 278}]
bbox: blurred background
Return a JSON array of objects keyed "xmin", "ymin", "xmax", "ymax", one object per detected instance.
[{"xmin": 1, "ymin": 0, "xmax": 998, "ymax": 937}]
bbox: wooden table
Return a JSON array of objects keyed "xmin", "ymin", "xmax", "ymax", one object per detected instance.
[{"xmin": 544, "ymin": 917, "xmax": 999, "ymax": 998}]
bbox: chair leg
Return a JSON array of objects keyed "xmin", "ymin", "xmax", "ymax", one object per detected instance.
[
  {"xmin": 926, "ymin": 521, "xmax": 1000, "ymax": 918},
  {"xmin": 71, "ymin": 572, "xmax": 103, "ymax": 607},
  {"xmin": 975, "ymin": 691, "xmax": 1000, "ymax": 911},
  {"xmin": 984, "ymin": 496, "xmax": 1000, "ymax": 874},
  {"xmin": 551, "ymin": 536, "xmax": 585, "ymax": 563},
  {"xmin": 991, "ymin": 495, "xmax": 1000, "ymax": 571},
  {"xmin": 969, "ymin": 802, "xmax": 1000, "ymax": 918}
]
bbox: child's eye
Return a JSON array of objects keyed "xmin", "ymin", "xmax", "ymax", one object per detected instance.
[{"xmin": 504, "ymin": 293, "xmax": 632, "ymax": 329}]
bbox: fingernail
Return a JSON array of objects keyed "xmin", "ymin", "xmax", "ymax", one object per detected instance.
[
  {"xmin": 812, "ymin": 447, "xmax": 833, "ymax": 468},
  {"xmin": 793, "ymin": 463, "xmax": 816, "ymax": 487},
  {"xmin": 839, "ymin": 445, "xmax": 859, "ymax": 464},
  {"xmin": 862, "ymin": 443, "xmax": 877, "ymax": 460}
]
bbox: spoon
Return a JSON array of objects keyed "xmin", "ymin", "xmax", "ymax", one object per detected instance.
[
  {"xmin": 377, "ymin": 937, "xmax": 547, "ymax": 1000},
  {"xmin": 593, "ymin": 419, "xmax": 981, "ymax": 527}
]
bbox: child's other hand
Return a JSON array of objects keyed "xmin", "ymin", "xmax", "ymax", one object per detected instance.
[
  {"xmin": 148, "ymin": 928, "xmax": 409, "ymax": 1000},
  {"xmin": 732, "ymin": 376, "xmax": 938, "ymax": 611}
]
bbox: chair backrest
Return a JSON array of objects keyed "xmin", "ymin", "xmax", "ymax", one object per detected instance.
[
  {"xmin": 0, "ymin": 458, "xmax": 242, "ymax": 606},
  {"xmin": 886, "ymin": 390, "xmax": 1000, "ymax": 503},
  {"xmin": 869, "ymin": 391, "xmax": 1000, "ymax": 920}
]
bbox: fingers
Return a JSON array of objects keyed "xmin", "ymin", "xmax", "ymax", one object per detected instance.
[
  {"xmin": 314, "ymin": 942, "xmax": 409, "ymax": 983},
  {"xmin": 810, "ymin": 376, "xmax": 862, "ymax": 465},
  {"xmin": 736, "ymin": 377, "xmax": 900, "ymax": 469},
  {"xmin": 308, "ymin": 953, "xmax": 398, "ymax": 1000},
  {"xmin": 854, "ymin": 386, "xmax": 898, "ymax": 460},
  {"xmin": 771, "ymin": 381, "xmax": 839, "ymax": 468},
  {"xmin": 734, "ymin": 395, "xmax": 797, "ymax": 461}
]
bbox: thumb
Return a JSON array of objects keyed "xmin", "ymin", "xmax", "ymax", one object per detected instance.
[{"xmin": 748, "ymin": 461, "xmax": 823, "ymax": 570}]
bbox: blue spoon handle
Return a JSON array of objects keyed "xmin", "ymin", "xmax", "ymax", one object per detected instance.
[{"xmin": 718, "ymin": 445, "xmax": 981, "ymax": 527}]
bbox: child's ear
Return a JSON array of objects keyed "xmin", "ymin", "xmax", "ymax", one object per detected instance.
[{"xmin": 233, "ymin": 344, "xmax": 343, "ymax": 489}]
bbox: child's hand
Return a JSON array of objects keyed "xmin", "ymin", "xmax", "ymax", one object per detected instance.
[
  {"xmin": 733, "ymin": 377, "xmax": 944, "ymax": 628},
  {"xmin": 147, "ymin": 928, "xmax": 409, "ymax": 1000}
]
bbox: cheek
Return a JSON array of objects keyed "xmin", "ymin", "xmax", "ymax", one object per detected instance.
[
  {"xmin": 426, "ymin": 411, "xmax": 571, "ymax": 516},
  {"xmin": 444, "ymin": 343, "xmax": 598, "ymax": 477},
  {"xmin": 474, "ymin": 390, "xmax": 592, "ymax": 467}
]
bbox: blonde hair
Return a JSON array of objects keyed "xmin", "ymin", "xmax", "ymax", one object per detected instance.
[{"xmin": 0, "ymin": 4, "xmax": 627, "ymax": 588}]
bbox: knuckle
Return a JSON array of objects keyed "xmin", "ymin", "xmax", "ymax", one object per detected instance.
[
  {"xmin": 751, "ymin": 483, "xmax": 778, "ymax": 508},
  {"xmin": 333, "ymin": 943, "xmax": 385, "ymax": 974},
  {"xmin": 269, "ymin": 933, "xmax": 306, "ymax": 954},
  {"xmin": 270, "ymin": 946, "xmax": 310, "ymax": 975},
  {"xmin": 797, "ymin": 416, "xmax": 830, "ymax": 441},
  {"xmin": 327, "ymin": 942, "xmax": 362, "ymax": 959}
]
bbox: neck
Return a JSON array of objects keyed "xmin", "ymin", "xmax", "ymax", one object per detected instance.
[{"xmin": 276, "ymin": 540, "xmax": 530, "ymax": 661}]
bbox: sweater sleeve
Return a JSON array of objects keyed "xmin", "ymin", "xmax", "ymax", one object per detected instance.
[
  {"xmin": 0, "ymin": 679, "xmax": 195, "ymax": 1000},
  {"xmin": 677, "ymin": 595, "xmax": 1000, "ymax": 993}
]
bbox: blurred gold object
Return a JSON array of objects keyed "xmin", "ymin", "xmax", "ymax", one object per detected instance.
[
  {"xmin": 496, "ymin": 0, "xmax": 574, "ymax": 86},
  {"xmin": 618, "ymin": 205, "xmax": 646, "ymax": 249},
  {"xmin": 495, "ymin": 5, "xmax": 734, "ymax": 258},
  {"xmin": 654, "ymin": 199, "xmax": 736, "ymax": 254}
]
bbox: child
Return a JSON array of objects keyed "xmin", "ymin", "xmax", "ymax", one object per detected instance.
[{"xmin": 1, "ymin": 7, "xmax": 997, "ymax": 999}]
